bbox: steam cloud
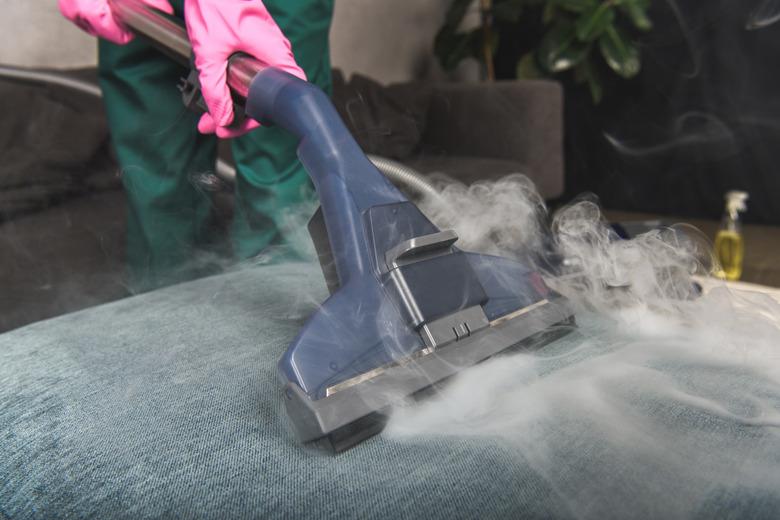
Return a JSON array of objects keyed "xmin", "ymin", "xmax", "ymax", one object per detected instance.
[
  {"xmin": 386, "ymin": 174, "xmax": 780, "ymax": 518},
  {"xmin": 747, "ymin": 0, "xmax": 780, "ymax": 30}
]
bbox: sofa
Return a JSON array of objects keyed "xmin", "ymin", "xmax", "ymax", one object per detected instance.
[
  {"xmin": 4, "ymin": 68, "xmax": 780, "ymax": 519},
  {"xmin": 4, "ymin": 260, "xmax": 780, "ymax": 518}
]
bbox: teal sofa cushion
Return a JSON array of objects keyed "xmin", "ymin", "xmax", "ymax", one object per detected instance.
[{"xmin": 2, "ymin": 262, "xmax": 780, "ymax": 519}]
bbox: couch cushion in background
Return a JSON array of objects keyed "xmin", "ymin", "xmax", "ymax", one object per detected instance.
[
  {"xmin": 0, "ymin": 263, "xmax": 569, "ymax": 519},
  {"xmin": 331, "ymin": 70, "xmax": 432, "ymax": 160},
  {"xmin": 0, "ymin": 190, "xmax": 128, "ymax": 333},
  {"xmin": 2, "ymin": 262, "xmax": 780, "ymax": 519},
  {"xmin": 422, "ymin": 81, "xmax": 564, "ymax": 200},
  {"xmin": 0, "ymin": 73, "xmax": 118, "ymax": 221}
]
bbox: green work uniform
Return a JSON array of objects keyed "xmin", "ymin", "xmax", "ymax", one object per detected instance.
[{"xmin": 98, "ymin": 0, "xmax": 333, "ymax": 292}]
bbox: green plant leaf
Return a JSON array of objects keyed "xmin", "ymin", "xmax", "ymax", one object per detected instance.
[
  {"xmin": 599, "ymin": 24, "xmax": 641, "ymax": 78},
  {"xmin": 619, "ymin": 0, "xmax": 653, "ymax": 31},
  {"xmin": 538, "ymin": 19, "xmax": 579, "ymax": 72},
  {"xmin": 517, "ymin": 52, "xmax": 544, "ymax": 78},
  {"xmin": 542, "ymin": 2, "xmax": 558, "ymax": 24},
  {"xmin": 575, "ymin": 2, "xmax": 616, "ymax": 41},
  {"xmin": 574, "ymin": 58, "xmax": 603, "ymax": 103},
  {"xmin": 553, "ymin": 41, "xmax": 591, "ymax": 72},
  {"xmin": 588, "ymin": 72, "xmax": 603, "ymax": 103},
  {"xmin": 550, "ymin": 0, "xmax": 597, "ymax": 14}
]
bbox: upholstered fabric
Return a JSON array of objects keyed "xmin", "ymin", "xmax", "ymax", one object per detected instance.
[
  {"xmin": 1, "ymin": 263, "xmax": 565, "ymax": 519},
  {"xmin": 2, "ymin": 262, "xmax": 780, "ymax": 519}
]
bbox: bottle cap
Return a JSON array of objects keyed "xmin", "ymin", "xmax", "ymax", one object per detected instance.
[{"xmin": 725, "ymin": 190, "xmax": 749, "ymax": 214}]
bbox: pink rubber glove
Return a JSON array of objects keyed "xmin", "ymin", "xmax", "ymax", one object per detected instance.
[
  {"xmin": 58, "ymin": 0, "xmax": 174, "ymax": 45},
  {"xmin": 184, "ymin": 0, "xmax": 307, "ymax": 138}
]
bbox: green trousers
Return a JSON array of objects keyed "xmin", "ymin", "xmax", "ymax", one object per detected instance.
[{"xmin": 98, "ymin": 0, "xmax": 333, "ymax": 292}]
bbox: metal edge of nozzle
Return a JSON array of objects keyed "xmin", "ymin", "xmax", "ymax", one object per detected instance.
[{"xmin": 283, "ymin": 296, "xmax": 575, "ymax": 452}]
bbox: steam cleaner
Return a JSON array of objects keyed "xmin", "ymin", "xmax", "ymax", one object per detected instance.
[{"xmin": 108, "ymin": 0, "xmax": 575, "ymax": 451}]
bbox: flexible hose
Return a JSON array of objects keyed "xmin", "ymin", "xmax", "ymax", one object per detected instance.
[
  {"xmin": 0, "ymin": 64, "xmax": 441, "ymax": 198},
  {"xmin": 366, "ymin": 155, "xmax": 441, "ymax": 200},
  {"xmin": 0, "ymin": 64, "xmax": 103, "ymax": 98},
  {"xmin": 216, "ymin": 155, "xmax": 439, "ymax": 199}
]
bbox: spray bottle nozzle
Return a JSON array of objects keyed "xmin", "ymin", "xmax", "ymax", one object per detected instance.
[{"xmin": 725, "ymin": 191, "xmax": 749, "ymax": 215}]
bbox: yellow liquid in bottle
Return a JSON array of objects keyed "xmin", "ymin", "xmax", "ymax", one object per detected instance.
[{"xmin": 714, "ymin": 230, "xmax": 744, "ymax": 281}]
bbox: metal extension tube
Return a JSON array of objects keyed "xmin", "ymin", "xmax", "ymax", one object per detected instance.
[{"xmin": 108, "ymin": 0, "xmax": 275, "ymax": 102}]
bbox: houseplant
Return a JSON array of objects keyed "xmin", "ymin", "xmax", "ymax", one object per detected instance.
[{"xmin": 434, "ymin": 0, "xmax": 653, "ymax": 102}]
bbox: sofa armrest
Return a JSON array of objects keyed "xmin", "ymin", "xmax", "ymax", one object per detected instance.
[{"xmin": 421, "ymin": 80, "xmax": 564, "ymax": 199}]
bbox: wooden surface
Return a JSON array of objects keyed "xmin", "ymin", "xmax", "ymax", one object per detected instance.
[{"xmin": 605, "ymin": 210, "xmax": 780, "ymax": 288}]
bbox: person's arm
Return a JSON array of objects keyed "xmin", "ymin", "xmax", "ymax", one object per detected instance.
[
  {"xmin": 184, "ymin": 0, "xmax": 306, "ymax": 138},
  {"xmin": 58, "ymin": 0, "xmax": 305, "ymax": 138},
  {"xmin": 58, "ymin": 0, "xmax": 173, "ymax": 45}
]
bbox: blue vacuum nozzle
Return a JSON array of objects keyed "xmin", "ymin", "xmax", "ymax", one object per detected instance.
[{"xmin": 245, "ymin": 69, "xmax": 574, "ymax": 452}]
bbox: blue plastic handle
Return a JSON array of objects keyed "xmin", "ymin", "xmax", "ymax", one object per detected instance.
[{"xmin": 245, "ymin": 69, "xmax": 408, "ymax": 287}]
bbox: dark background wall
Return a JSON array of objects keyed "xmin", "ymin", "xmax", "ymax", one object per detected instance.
[{"xmin": 497, "ymin": 0, "xmax": 780, "ymax": 225}]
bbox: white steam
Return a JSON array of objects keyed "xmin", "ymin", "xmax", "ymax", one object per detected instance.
[
  {"xmin": 419, "ymin": 174, "xmax": 546, "ymax": 257},
  {"xmin": 387, "ymin": 174, "xmax": 780, "ymax": 518},
  {"xmin": 747, "ymin": 0, "xmax": 780, "ymax": 30}
]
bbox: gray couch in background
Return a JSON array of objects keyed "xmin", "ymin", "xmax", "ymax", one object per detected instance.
[
  {"xmin": 411, "ymin": 80, "xmax": 563, "ymax": 199},
  {"xmin": 331, "ymin": 71, "xmax": 564, "ymax": 199},
  {"xmin": 3, "ymin": 261, "xmax": 780, "ymax": 519},
  {"xmin": 0, "ymin": 70, "xmax": 565, "ymax": 332}
]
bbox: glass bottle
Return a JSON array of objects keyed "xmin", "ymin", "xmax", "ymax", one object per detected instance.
[{"xmin": 714, "ymin": 191, "xmax": 748, "ymax": 281}]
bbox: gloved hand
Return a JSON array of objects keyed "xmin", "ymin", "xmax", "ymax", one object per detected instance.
[
  {"xmin": 184, "ymin": 0, "xmax": 306, "ymax": 138},
  {"xmin": 58, "ymin": 0, "xmax": 174, "ymax": 45}
]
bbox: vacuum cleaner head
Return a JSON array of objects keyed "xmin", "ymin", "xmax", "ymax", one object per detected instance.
[
  {"xmin": 284, "ymin": 271, "xmax": 573, "ymax": 452},
  {"xmin": 240, "ymin": 73, "xmax": 576, "ymax": 450},
  {"xmin": 238, "ymin": 70, "xmax": 576, "ymax": 452}
]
